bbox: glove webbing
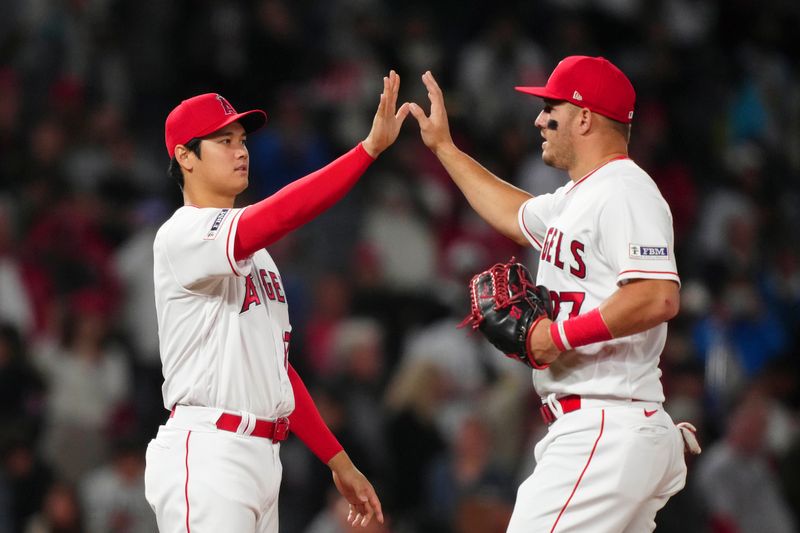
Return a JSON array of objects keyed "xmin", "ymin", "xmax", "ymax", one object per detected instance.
[{"xmin": 458, "ymin": 257, "xmax": 535, "ymax": 330}]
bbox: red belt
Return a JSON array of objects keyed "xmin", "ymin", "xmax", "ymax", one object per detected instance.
[
  {"xmin": 216, "ymin": 413, "xmax": 290, "ymax": 442},
  {"xmin": 170, "ymin": 406, "xmax": 290, "ymax": 442},
  {"xmin": 539, "ymin": 394, "xmax": 581, "ymax": 425}
]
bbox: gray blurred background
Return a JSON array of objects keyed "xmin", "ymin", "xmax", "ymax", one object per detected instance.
[{"xmin": 0, "ymin": 0, "xmax": 798, "ymax": 532}]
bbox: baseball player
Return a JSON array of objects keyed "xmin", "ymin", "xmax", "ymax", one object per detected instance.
[
  {"xmin": 144, "ymin": 71, "xmax": 409, "ymax": 532},
  {"xmin": 409, "ymin": 57, "xmax": 693, "ymax": 531}
]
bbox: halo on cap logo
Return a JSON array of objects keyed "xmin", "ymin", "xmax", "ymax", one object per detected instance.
[
  {"xmin": 216, "ymin": 94, "xmax": 236, "ymax": 116},
  {"xmin": 572, "ymin": 91, "xmax": 583, "ymax": 101}
]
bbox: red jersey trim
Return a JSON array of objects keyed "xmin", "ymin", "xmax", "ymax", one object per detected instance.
[
  {"xmin": 550, "ymin": 410, "xmax": 605, "ymax": 533},
  {"xmin": 618, "ymin": 269, "xmax": 679, "ymax": 277},
  {"xmin": 565, "ymin": 156, "xmax": 629, "ymax": 195},
  {"xmin": 225, "ymin": 209, "xmax": 245, "ymax": 276},
  {"xmin": 184, "ymin": 431, "xmax": 192, "ymax": 533},
  {"xmin": 520, "ymin": 203, "xmax": 543, "ymax": 248}
]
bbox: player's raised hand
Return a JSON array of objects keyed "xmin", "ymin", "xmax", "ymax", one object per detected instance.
[
  {"xmin": 329, "ymin": 452, "xmax": 384, "ymax": 527},
  {"xmin": 408, "ymin": 71, "xmax": 455, "ymax": 154},
  {"xmin": 362, "ymin": 70, "xmax": 410, "ymax": 158}
]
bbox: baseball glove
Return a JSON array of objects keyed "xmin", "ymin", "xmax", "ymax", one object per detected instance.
[{"xmin": 459, "ymin": 258, "xmax": 553, "ymax": 368}]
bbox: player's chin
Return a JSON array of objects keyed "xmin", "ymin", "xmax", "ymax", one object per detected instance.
[{"xmin": 230, "ymin": 175, "xmax": 249, "ymax": 194}]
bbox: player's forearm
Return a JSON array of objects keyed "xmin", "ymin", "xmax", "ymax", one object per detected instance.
[
  {"xmin": 234, "ymin": 143, "xmax": 374, "ymax": 260},
  {"xmin": 538, "ymin": 280, "xmax": 679, "ymax": 362},
  {"xmin": 327, "ymin": 449, "xmax": 352, "ymax": 471},
  {"xmin": 434, "ymin": 142, "xmax": 532, "ymax": 244},
  {"xmin": 287, "ymin": 364, "xmax": 344, "ymax": 463},
  {"xmin": 598, "ymin": 279, "xmax": 680, "ymax": 338}
]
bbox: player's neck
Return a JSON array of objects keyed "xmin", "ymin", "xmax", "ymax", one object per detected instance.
[
  {"xmin": 568, "ymin": 134, "xmax": 629, "ymax": 182},
  {"xmin": 568, "ymin": 151, "xmax": 628, "ymax": 182},
  {"xmin": 183, "ymin": 189, "xmax": 236, "ymax": 209}
]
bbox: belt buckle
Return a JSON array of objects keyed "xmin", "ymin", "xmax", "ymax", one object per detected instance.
[{"xmin": 272, "ymin": 417, "xmax": 290, "ymax": 441}]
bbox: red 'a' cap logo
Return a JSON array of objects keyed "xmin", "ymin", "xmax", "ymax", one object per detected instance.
[{"xmin": 216, "ymin": 94, "xmax": 236, "ymax": 115}]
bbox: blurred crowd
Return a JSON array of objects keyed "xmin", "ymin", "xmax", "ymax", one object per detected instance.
[{"xmin": 1, "ymin": 0, "xmax": 799, "ymax": 532}]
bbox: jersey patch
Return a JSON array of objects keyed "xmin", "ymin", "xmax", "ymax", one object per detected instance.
[
  {"xmin": 204, "ymin": 209, "xmax": 230, "ymax": 240},
  {"xmin": 629, "ymin": 244, "xmax": 668, "ymax": 259}
]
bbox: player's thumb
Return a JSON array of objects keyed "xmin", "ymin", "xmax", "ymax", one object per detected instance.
[
  {"xmin": 396, "ymin": 102, "xmax": 411, "ymax": 121},
  {"xmin": 407, "ymin": 102, "xmax": 427, "ymax": 122}
]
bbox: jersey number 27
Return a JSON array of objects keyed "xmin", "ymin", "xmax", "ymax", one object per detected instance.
[
  {"xmin": 283, "ymin": 331, "xmax": 291, "ymax": 370},
  {"xmin": 549, "ymin": 291, "xmax": 585, "ymax": 319}
]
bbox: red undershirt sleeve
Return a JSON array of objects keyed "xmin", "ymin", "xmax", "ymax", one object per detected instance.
[
  {"xmin": 287, "ymin": 363, "xmax": 343, "ymax": 464},
  {"xmin": 234, "ymin": 143, "xmax": 374, "ymax": 260}
]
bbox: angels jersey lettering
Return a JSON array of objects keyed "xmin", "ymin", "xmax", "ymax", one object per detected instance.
[
  {"xmin": 518, "ymin": 158, "xmax": 679, "ymax": 402},
  {"xmin": 153, "ymin": 206, "xmax": 294, "ymax": 418}
]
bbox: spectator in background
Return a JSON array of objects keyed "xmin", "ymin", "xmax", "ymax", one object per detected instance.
[
  {"xmin": 693, "ymin": 276, "xmax": 789, "ymax": 424},
  {"xmin": 0, "ymin": 68, "xmax": 24, "ymax": 191},
  {"xmin": 696, "ymin": 389, "xmax": 796, "ymax": 533},
  {"xmin": 0, "ymin": 194, "xmax": 34, "ymax": 337},
  {"xmin": 32, "ymin": 290, "xmax": 132, "ymax": 483},
  {"xmin": 20, "ymin": 182, "xmax": 120, "ymax": 336},
  {"xmin": 0, "ymin": 323, "xmax": 45, "ymax": 438},
  {"xmin": 456, "ymin": 14, "xmax": 548, "ymax": 142},
  {"xmin": 383, "ymin": 360, "xmax": 448, "ymax": 530},
  {"xmin": 80, "ymin": 439, "xmax": 156, "ymax": 533},
  {"xmin": 329, "ymin": 318, "xmax": 390, "ymax": 470},
  {"xmin": 361, "ymin": 175, "xmax": 437, "ymax": 292},
  {"xmin": 23, "ymin": 481, "xmax": 83, "ymax": 533},
  {"xmin": 302, "ymin": 274, "xmax": 354, "ymax": 376},
  {"xmin": 1, "ymin": 433, "xmax": 53, "ymax": 533},
  {"xmin": 425, "ymin": 413, "xmax": 514, "ymax": 531}
]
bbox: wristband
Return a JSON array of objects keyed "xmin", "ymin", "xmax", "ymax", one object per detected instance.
[{"xmin": 549, "ymin": 308, "xmax": 613, "ymax": 352}]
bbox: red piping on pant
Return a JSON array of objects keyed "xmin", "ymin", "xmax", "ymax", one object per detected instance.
[
  {"xmin": 550, "ymin": 410, "xmax": 605, "ymax": 532},
  {"xmin": 184, "ymin": 431, "xmax": 192, "ymax": 533}
]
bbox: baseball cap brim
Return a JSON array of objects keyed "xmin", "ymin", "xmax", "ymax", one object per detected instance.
[
  {"xmin": 514, "ymin": 86, "xmax": 563, "ymax": 100},
  {"xmin": 200, "ymin": 109, "xmax": 268, "ymax": 139}
]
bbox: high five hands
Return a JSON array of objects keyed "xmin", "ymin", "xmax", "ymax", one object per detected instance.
[{"xmin": 363, "ymin": 70, "xmax": 454, "ymax": 157}]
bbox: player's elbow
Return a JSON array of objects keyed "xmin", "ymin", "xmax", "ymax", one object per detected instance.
[{"xmin": 657, "ymin": 290, "xmax": 680, "ymax": 323}]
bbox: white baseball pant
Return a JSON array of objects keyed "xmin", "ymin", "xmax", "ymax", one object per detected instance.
[
  {"xmin": 145, "ymin": 406, "xmax": 283, "ymax": 533},
  {"xmin": 507, "ymin": 398, "xmax": 687, "ymax": 533}
]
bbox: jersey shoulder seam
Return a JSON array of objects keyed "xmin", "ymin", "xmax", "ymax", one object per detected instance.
[{"xmin": 157, "ymin": 211, "xmax": 215, "ymax": 296}]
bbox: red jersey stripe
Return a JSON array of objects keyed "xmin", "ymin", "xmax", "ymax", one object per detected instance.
[
  {"xmin": 225, "ymin": 209, "xmax": 245, "ymax": 276},
  {"xmin": 566, "ymin": 156, "xmax": 629, "ymax": 195},
  {"xmin": 618, "ymin": 269, "xmax": 679, "ymax": 276},
  {"xmin": 520, "ymin": 207, "xmax": 543, "ymax": 248}
]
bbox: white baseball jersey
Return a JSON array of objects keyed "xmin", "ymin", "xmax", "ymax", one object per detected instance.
[
  {"xmin": 517, "ymin": 157, "xmax": 679, "ymax": 402},
  {"xmin": 153, "ymin": 206, "xmax": 294, "ymax": 419}
]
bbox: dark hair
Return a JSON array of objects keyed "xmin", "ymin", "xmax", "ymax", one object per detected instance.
[{"xmin": 167, "ymin": 138, "xmax": 202, "ymax": 189}]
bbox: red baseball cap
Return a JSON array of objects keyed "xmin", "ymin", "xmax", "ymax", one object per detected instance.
[
  {"xmin": 164, "ymin": 93, "xmax": 267, "ymax": 157},
  {"xmin": 515, "ymin": 56, "xmax": 635, "ymax": 124}
]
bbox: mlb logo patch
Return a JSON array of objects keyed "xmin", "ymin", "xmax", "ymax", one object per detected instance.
[
  {"xmin": 629, "ymin": 244, "xmax": 668, "ymax": 259},
  {"xmin": 205, "ymin": 209, "xmax": 230, "ymax": 240}
]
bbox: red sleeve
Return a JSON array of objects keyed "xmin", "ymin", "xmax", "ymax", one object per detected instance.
[
  {"xmin": 287, "ymin": 364, "xmax": 343, "ymax": 464},
  {"xmin": 234, "ymin": 143, "xmax": 374, "ymax": 260}
]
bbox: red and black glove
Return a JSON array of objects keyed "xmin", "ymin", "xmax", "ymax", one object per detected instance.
[{"xmin": 459, "ymin": 258, "xmax": 553, "ymax": 368}]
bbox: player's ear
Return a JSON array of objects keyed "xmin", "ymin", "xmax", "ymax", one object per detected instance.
[
  {"xmin": 576, "ymin": 107, "xmax": 593, "ymax": 135},
  {"xmin": 175, "ymin": 144, "xmax": 194, "ymax": 172}
]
